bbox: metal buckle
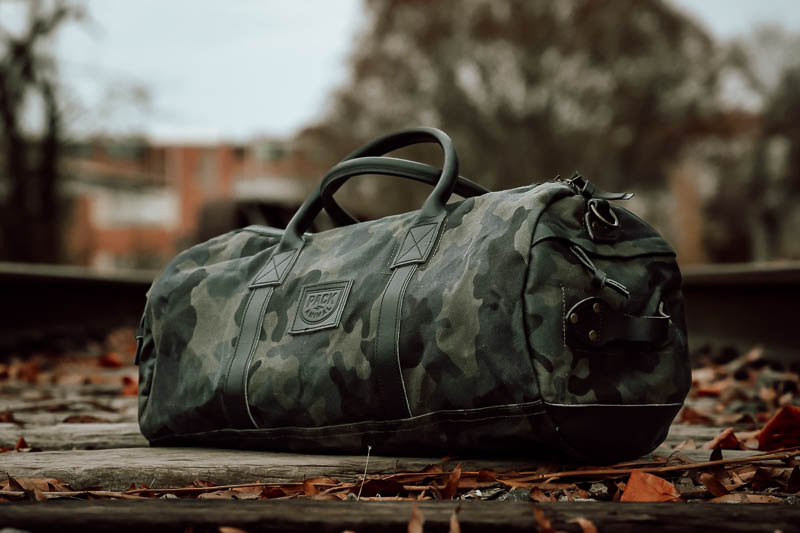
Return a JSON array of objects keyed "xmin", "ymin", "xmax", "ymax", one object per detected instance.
[{"xmin": 588, "ymin": 198, "xmax": 619, "ymax": 227}]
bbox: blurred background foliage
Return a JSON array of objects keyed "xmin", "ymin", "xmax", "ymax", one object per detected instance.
[{"xmin": 1, "ymin": 0, "xmax": 799, "ymax": 268}]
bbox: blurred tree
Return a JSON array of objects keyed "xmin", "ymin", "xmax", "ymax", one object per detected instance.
[
  {"xmin": 0, "ymin": 0, "xmax": 83, "ymax": 263},
  {"xmin": 703, "ymin": 26, "xmax": 800, "ymax": 261},
  {"xmin": 301, "ymin": 0, "xmax": 723, "ymax": 217}
]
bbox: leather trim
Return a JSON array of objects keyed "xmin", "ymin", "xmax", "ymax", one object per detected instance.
[
  {"xmin": 390, "ymin": 220, "xmax": 442, "ymax": 268},
  {"xmin": 544, "ymin": 402, "xmax": 681, "ymax": 462},
  {"xmin": 222, "ymin": 286, "xmax": 274, "ymax": 429},
  {"xmin": 151, "ymin": 400, "xmax": 545, "ymax": 441},
  {"xmin": 374, "ymin": 264, "xmax": 416, "ymax": 419},
  {"xmin": 250, "ymin": 248, "xmax": 301, "ymax": 288}
]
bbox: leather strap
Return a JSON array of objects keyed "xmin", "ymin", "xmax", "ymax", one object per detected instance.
[
  {"xmin": 374, "ymin": 264, "xmax": 417, "ymax": 419},
  {"xmin": 320, "ymin": 157, "xmax": 488, "ymax": 226},
  {"xmin": 222, "ymin": 286, "xmax": 274, "ymax": 428},
  {"xmin": 565, "ymin": 297, "xmax": 671, "ymax": 348}
]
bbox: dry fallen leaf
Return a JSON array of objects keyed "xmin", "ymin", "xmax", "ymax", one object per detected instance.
[
  {"xmin": 62, "ymin": 414, "xmax": 111, "ymax": 424},
  {"xmin": 442, "ymin": 464, "xmax": 461, "ymax": 500},
  {"xmin": 620, "ymin": 470, "xmax": 682, "ymax": 502},
  {"xmin": 758, "ymin": 405, "xmax": 800, "ymax": 451},
  {"xmin": 698, "ymin": 473, "xmax": 729, "ymax": 497},
  {"xmin": 448, "ymin": 505, "xmax": 461, "ymax": 533},
  {"xmin": 703, "ymin": 427, "xmax": 743, "ymax": 450},
  {"xmin": 0, "ymin": 410, "xmax": 24, "ymax": 426},
  {"xmin": 532, "ymin": 507, "xmax": 560, "ymax": 533},
  {"xmin": 710, "ymin": 493, "xmax": 784, "ymax": 504},
  {"xmin": 568, "ymin": 517, "xmax": 598, "ymax": 533},
  {"xmin": 408, "ymin": 502, "xmax": 424, "ymax": 533}
]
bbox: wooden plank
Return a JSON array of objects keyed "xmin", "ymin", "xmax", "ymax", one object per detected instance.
[
  {"xmin": 1, "ymin": 418, "xmax": 731, "ymax": 451},
  {"xmin": 1, "ymin": 500, "xmax": 799, "ymax": 532},
  {"xmin": 0, "ymin": 446, "xmax": 762, "ymax": 491},
  {"xmin": 0, "ymin": 423, "xmax": 147, "ymax": 450}
]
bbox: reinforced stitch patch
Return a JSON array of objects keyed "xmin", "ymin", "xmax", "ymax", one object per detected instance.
[{"xmin": 289, "ymin": 280, "xmax": 353, "ymax": 334}]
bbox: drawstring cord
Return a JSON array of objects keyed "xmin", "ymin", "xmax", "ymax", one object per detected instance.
[{"xmin": 569, "ymin": 245, "xmax": 630, "ymax": 299}]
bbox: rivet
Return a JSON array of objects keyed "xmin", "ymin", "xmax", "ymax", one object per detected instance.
[
  {"xmin": 592, "ymin": 302, "xmax": 601, "ymax": 313},
  {"xmin": 569, "ymin": 313, "xmax": 579, "ymax": 324},
  {"xmin": 588, "ymin": 330, "xmax": 599, "ymax": 342}
]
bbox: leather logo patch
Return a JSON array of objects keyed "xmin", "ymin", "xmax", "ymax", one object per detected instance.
[{"xmin": 290, "ymin": 280, "xmax": 352, "ymax": 334}]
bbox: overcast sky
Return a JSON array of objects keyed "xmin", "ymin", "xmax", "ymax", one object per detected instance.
[{"xmin": 5, "ymin": 0, "xmax": 798, "ymax": 142}]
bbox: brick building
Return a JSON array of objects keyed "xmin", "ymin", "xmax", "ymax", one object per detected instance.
[{"xmin": 62, "ymin": 137, "xmax": 320, "ymax": 270}]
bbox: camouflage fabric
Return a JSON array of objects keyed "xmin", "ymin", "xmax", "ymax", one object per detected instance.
[{"xmin": 137, "ymin": 178, "xmax": 689, "ymax": 463}]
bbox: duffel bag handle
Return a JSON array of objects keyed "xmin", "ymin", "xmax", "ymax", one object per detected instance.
[
  {"xmin": 280, "ymin": 127, "xmax": 459, "ymax": 249},
  {"xmin": 320, "ymin": 157, "xmax": 489, "ymax": 226}
]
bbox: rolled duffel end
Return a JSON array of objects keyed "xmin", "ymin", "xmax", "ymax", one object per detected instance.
[{"xmin": 545, "ymin": 402, "xmax": 682, "ymax": 463}]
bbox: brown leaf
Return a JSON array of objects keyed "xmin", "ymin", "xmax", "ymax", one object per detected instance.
[
  {"xmin": 711, "ymin": 493, "xmax": 784, "ymax": 504},
  {"xmin": 0, "ymin": 410, "xmax": 24, "ymax": 426},
  {"xmin": 477, "ymin": 469, "xmax": 497, "ymax": 482},
  {"xmin": 408, "ymin": 502, "xmax": 424, "ymax": 533},
  {"xmin": 703, "ymin": 427, "xmax": 743, "ymax": 450},
  {"xmin": 442, "ymin": 464, "xmax": 461, "ymax": 500},
  {"xmin": 750, "ymin": 467, "xmax": 782, "ymax": 491},
  {"xmin": 121, "ymin": 376, "xmax": 139, "ymax": 396},
  {"xmin": 679, "ymin": 406, "xmax": 714, "ymax": 425},
  {"xmin": 259, "ymin": 486, "xmax": 288, "ymax": 499},
  {"xmin": 218, "ymin": 528, "xmax": 250, "ymax": 533},
  {"xmin": 231, "ymin": 487, "xmax": 262, "ymax": 500},
  {"xmin": 698, "ymin": 473, "xmax": 729, "ymax": 497},
  {"xmin": 197, "ymin": 490, "xmax": 236, "ymax": 499},
  {"xmin": 758, "ymin": 405, "xmax": 800, "ymax": 451},
  {"xmin": 7, "ymin": 476, "xmax": 24, "ymax": 491},
  {"xmin": 530, "ymin": 488, "xmax": 553, "ymax": 502},
  {"xmin": 673, "ymin": 439, "xmax": 696, "ymax": 451},
  {"xmin": 620, "ymin": 470, "xmax": 682, "ymax": 502},
  {"xmin": 98, "ymin": 352, "xmax": 123, "ymax": 368},
  {"xmin": 782, "ymin": 466, "xmax": 800, "ymax": 494},
  {"xmin": 302, "ymin": 479, "xmax": 319, "ymax": 496},
  {"xmin": 14, "ymin": 437, "xmax": 29, "ymax": 451},
  {"xmin": 532, "ymin": 507, "xmax": 557, "ymax": 533},
  {"xmin": 568, "ymin": 517, "xmax": 599, "ymax": 533},
  {"xmin": 448, "ymin": 504, "xmax": 461, "ymax": 533},
  {"xmin": 709, "ymin": 447, "xmax": 723, "ymax": 462},
  {"xmin": 62, "ymin": 414, "xmax": 111, "ymax": 424}
]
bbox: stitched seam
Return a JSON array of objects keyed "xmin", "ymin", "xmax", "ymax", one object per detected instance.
[
  {"xmin": 242, "ymin": 287, "xmax": 273, "ymax": 429},
  {"xmin": 374, "ymin": 269, "xmax": 396, "ymax": 411},
  {"xmin": 395, "ymin": 265, "xmax": 416, "ymax": 418},
  {"xmin": 385, "ymin": 239, "xmax": 402, "ymax": 272},
  {"xmin": 221, "ymin": 289, "xmax": 257, "ymax": 426},
  {"xmin": 561, "ymin": 286, "xmax": 566, "ymax": 348},
  {"xmin": 544, "ymin": 401, "xmax": 684, "ymax": 407},
  {"xmin": 152, "ymin": 402, "xmax": 546, "ymax": 442},
  {"xmin": 156, "ymin": 412, "xmax": 544, "ymax": 442}
]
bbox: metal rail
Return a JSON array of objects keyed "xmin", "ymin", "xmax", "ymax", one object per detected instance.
[
  {"xmin": 0, "ymin": 260, "xmax": 798, "ymax": 359},
  {"xmin": 681, "ymin": 261, "xmax": 800, "ymax": 361},
  {"xmin": 0, "ymin": 262, "xmax": 156, "ymax": 353}
]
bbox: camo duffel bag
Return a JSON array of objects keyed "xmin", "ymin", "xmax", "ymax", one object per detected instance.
[{"xmin": 135, "ymin": 127, "xmax": 690, "ymax": 463}]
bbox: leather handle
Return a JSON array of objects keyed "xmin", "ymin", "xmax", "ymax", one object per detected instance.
[
  {"xmin": 320, "ymin": 157, "xmax": 489, "ymax": 226},
  {"xmin": 280, "ymin": 127, "xmax": 460, "ymax": 249}
]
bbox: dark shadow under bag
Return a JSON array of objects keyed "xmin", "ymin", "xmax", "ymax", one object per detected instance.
[{"xmin": 136, "ymin": 127, "xmax": 690, "ymax": 463}]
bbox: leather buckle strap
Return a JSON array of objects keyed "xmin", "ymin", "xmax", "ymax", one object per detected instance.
[{"xmin": 565, "ymin": 297, "xmax": 671, "ymax": 348}]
